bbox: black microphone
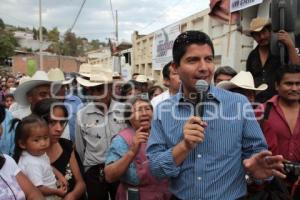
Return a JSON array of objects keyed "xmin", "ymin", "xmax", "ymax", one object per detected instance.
[{"xmin": 195, "ymin": 80, "xmax": 209, "ymax": 117}]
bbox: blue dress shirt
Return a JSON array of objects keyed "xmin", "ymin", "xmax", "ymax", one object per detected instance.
[{"xmin": 147, "ymin": 85, "xmax": 267, "ymax": 200}]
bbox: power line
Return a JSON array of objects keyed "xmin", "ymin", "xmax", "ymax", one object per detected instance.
[
  {"xmin": 109, "ymin": 0, "xmax": 115, "ymax": 27},
  {"xmin": 140, "ymin": 0, "xmax": 183, "ymax": 30},
  {"xmin": 69, "ymin": 0, "xmax": 87, "ymax": 32}
]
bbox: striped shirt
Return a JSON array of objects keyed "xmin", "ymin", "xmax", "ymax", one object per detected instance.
[{"xmin": 146, "ymin": 85, "xmax": 267, "ymax": 200}]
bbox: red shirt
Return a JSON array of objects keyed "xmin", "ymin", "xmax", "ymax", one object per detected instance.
[{"xmin": 255, "ymin": 95, "xmax": 300, "ymax": 162}]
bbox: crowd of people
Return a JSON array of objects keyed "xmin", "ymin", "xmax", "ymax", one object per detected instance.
[{"xmin": 0, "ymin": 17, "xmax": 299, "ymax": 200}]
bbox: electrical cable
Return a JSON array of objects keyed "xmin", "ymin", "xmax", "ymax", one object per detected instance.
[{"xmin": 69, "ymin": 0, "xmax": 87, "ymax": 32}]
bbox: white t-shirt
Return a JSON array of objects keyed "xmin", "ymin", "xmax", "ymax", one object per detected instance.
[
  {"xmin": 18, "ymin": 151, "xmax": 57, "ymax": 189},
  {"xmin": 0, "ymin": 154, "xmax": 26, "ymax": 200},
  {"xmin": 151, "ymin": 90, "xmax": 171, "ymax": 110}
]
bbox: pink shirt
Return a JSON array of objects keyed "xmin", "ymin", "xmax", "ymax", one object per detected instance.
[{"xmin": 256, "ymin": 95, "xmax": 300, "ymax": 162}]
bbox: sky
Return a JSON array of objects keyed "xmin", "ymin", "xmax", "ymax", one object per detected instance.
[{"xmin": 0, "ymin": 0, "xmax": 210, "ymax": 42}]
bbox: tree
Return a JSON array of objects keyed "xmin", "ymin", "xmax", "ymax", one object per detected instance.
[
  {"xmin": 0, "ymin": 18, "xmax": 5, "ymax": 30},
  {"xmin": 90, "ymin": 39, "xmax": 101, "ymax": 50},
  {"xmin": 0, "ymin": 30, "xmax": 18, "ymax": 64},
  {"xmin": 62, "ymin": 31, "xmax": 78, "ymax": 56},
  {"xmin": 47, "ymin": 27, "xmax": 61, "ymax": 55}
]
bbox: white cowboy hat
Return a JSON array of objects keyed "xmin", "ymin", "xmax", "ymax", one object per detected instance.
[
  {"xmin": 217, "ymin": 71, "xmax": 268, "ymax": 93},
  {"xmin": 14, "ymin": 71, "xmax": 52, "ymax": 106},
  {"xmin": 135, "ymin": 75, "xmax": 148, "ymax": 83},
  {"xmin": 78, "ymin": 63, "xmax": 92, "ymax": 77},
  {"xmin": 47, "ymin": 68, "xmax": 74, "ymax": 85},
  {"xmin": 76, "ymin": 68, "xmax": 113, "ymax": 87},
  {"xmin": 244, "ymin": 17, "xmax": 271, "ymax": 37}
]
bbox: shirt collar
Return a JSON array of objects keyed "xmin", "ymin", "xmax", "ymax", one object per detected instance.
[{"xmin": 85, "ymin": 99, "xmax": 124, "ymax": 115}]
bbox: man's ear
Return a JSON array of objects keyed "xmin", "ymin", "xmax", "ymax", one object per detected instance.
[
  {"xmin": 171, "ymin": 62, "xmax": 178, "ymax": 73},
  {"xmin": 163, "ymin": 79, "xmax": 170, "ymax": 88}
]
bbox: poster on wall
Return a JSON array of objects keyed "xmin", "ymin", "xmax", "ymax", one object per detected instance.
[{"xmin": 152, "ymin": 23, "xmax": 181, "ymax": 70}]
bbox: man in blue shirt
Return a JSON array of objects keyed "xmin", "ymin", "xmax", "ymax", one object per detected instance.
[{"xmin": 146, "ymin": 31, "xmax": 286, "ymax": 200}]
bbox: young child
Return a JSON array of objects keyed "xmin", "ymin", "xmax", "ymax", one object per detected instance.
[
  {"xmin": 4, "ymin": 93, "xmax": 14, "ymax": 109},
  {"xmin": 12, "ymin": 114, "xmax": 68, "ymax": 200}
]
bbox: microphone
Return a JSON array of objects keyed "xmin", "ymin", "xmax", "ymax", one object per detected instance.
[{"xmin": 195, "ymin": 80, "xmax": 209, "ymax": 117}]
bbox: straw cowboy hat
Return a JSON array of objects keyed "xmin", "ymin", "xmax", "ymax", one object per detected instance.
[
  {"xmin": 135, "ymin": 75, "xmax": 148, "ymax": 83},
  {"xmin": 217, "ymin": 71, "xmax": 268, "ymax": 93},
  {"xmin": 244, "ymin": 17, "xmax": 271, "ymax": 37},
  {"xmin": 47, "ymin": 68, "xmax": 74, "ymax": 85},
  {"xmin": 78, "ymin": 63, "xmax": 92, "ymax": 77},
  {"xmin": 76, "ymin": 68, "xmax": 113, "ymax": 87},
  {"xmin": 14, "ymin": 71, "xmax": 52, "ymax": 106}
]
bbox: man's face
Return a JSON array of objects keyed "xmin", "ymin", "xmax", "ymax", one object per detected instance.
[
  {"xmin": 91, "ymin": 84, "xmax": 112, "ymax": 107},
  {"xmin": 276, "ymin": 73, "xmax": 300, "ymax": 102},
  {"xmin": 174, "ymin": 44, "xmax": 215, "ymax": 93},
  {"xmin": 252, "ymin": 27, "xmax": 271, "ymax": 47},
  {"xmin": 27, "ymin": 84, "xmax": 50, "ymax": 107},
  {"xmin": 214, "ymin": 74, "xmax": 234, "ymax": 85}
]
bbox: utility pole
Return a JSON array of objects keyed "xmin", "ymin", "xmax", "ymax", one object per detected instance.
[
  {"xmin": 39, "ymin": 0, "xmax": 43, "ymax": 70},
  {"xmin": 115, "ymin": 10, "xmax": 118, "ymax": 43}
]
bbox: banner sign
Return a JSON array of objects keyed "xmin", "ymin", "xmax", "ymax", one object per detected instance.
[
  {"xmin": 230, "ymin": 0, "xmax": 263, "ymax": 12},
  {"xmin": 152, "ymin": 24, "xmax": 181, "ymax": 70}
]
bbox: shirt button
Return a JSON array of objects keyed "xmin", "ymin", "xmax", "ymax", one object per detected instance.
[
  {"xmin": 197, "ymin": 154, "xmax": 202, "ymax": 158},
  {"xmin": 197, "ymin": 177, "xmax": 202, "ymax": 181}
]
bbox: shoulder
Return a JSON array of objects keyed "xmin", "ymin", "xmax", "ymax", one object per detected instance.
[
  {"xmin": 212, "ymin": 86, "xmax": 249, "ymax": 104},
  {"xmin": 59, "ymin": 138, "xmax": 73, "ymax": 151}
]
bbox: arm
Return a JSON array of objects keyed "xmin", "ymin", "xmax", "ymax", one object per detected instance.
[
  {"xmin": 75, "ymin": 112, "xmax": 85, "ymax": 163},
  {"xmin": 16, "ymin": 171, "xmax": 45, "ymax": 200},
  {"xmin": 53, "ymin": 167, "xmax": 68, "ymax": 192},
  {"xmin": 38, "ymin": 185, "xmax": 66, "ymax": 197},
  {"xmin": 105, "ymin": 127, "xmax": 147, "ymax": 183},
  {"xmin": 277, "ymin": 30, "xmax": 300, "ymax": 64},
  {"xmin": 63, "ymin": 151, "xmax": 86, "ymax": 200}
]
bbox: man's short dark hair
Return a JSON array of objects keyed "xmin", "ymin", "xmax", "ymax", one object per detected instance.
[
  {"xmin": 275, "ymin": 64, "xmax": 300, "ymax": 84},
  {"xmin": 213, "ymin": 66, "xmax": 237, "ymax": 82},
  {"xmin": 162, "ymin": 61, "xmax": 173, "ymax": 80},
  {"xmin": 172, "ymin": 31, "xmax": 214, "ymax": 66}
]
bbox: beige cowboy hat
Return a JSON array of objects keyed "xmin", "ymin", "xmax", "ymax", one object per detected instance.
[
  {"xmin": 244, "ymin": 17, "xmax": 271, "ymax": 37},
  {"xmin": 135, "ymin": 74, "xmax": 148, "ymax": 83},
  {"xmin": 78, "ymin": 63, "xmax": 92, "ymax": 77},
  {"xmin": 217, "ymin": 71, "xmax": 268, "ymax": 93},
  {"xmin": 76, "ymin": 68, "xmax": 113, "ymax": 87},
  {"xmin": 47, "ymin": 68, "xmax": 74, "ymax": 85},
  {"xmin": 14, "ymin": 71, "xmax": 52, "ymax": 106}
]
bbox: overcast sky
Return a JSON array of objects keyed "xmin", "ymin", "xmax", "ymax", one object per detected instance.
[{"xmin": 0, "ymin": 0, "xmax": 210, "ymax": 42}]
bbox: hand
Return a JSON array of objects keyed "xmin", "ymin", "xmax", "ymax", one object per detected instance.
[
  {"xmin": 183, "ymin": 116, "xmax": 207, "ymax": 150},
  {"xmin": 277, "ymin": 30, "xmax": 295, "ymax": 49},
  {"xmin": 129, "ymin": 127, "xmax": 149, "ymax": 155},
  {"xmin": 56, "ymin": 175, "xmax": 68, "ymax": 193},
  {"xmin": 56, "ymin": 186, "xmax": 67, "ymax": 197},
  {"xmin": 243, "ymin": 150, "xmax": 286, "ymax": 180}
]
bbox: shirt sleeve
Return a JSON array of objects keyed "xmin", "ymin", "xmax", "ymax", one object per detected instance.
[
  {"xmin": 146, "ymin": 107, "xmax": 181, "ymax": 179},
  {"xmin": 105, "ymin": 135, "xmax": 140, "ymax": 186},
  {"xmin": 241, "ymin": 97, "xmax": 268, "ymax": 160},
  {"xmin": 4, "ymin": 154, "xmax": 20, "ymax": 176},
  {"xmin": 75, "ymin": 111, "xmax": 86, "ymax": 163}
]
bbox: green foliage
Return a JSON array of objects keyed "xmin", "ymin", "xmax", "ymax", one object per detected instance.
[{"xmin": 0, "ymin": 28, "xmax": 17, "ymax": 63}]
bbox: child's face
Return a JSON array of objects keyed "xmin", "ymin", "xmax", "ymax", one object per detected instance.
[
  {"xmin": 5, "ymin": 97, "xmax": 14, "ymax": 108},
  {"xmin": 21, "ymin": 126, "xmax": 50, "ymax": 156}
]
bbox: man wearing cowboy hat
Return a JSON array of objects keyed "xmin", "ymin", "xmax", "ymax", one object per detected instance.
[
  {"xmin": 217, "ymin": 71, "xmax": 268, "ymax": 103},
  {"xmin": 245, "ymin": 17, "xmax": 300, "ymax": 103},
  {"xmin": 11, "ymin": 71, "xmax": 52, "ymax": 119},
  {"xmin": 75, "ymin": 70, "xmax": 127, "ymax": 200}
]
